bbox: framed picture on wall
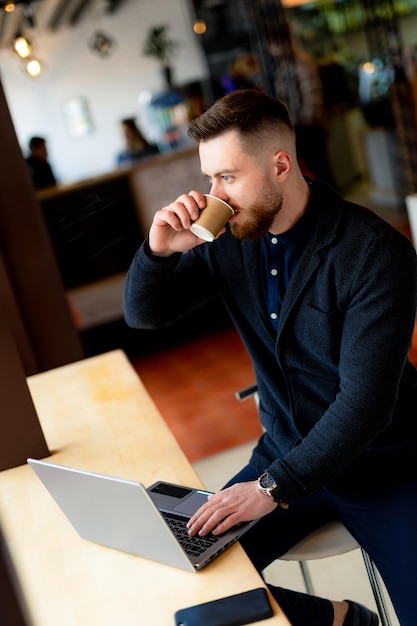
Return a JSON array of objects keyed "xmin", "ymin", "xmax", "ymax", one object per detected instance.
[{"xmin": 61, "ymin": 96, "xmax": 94, "ymax": 139}]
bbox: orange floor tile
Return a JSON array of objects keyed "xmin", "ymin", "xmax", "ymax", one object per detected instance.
[{"xmin": 130, "ymin": 326, "xmax": 262, "ymax": 462}]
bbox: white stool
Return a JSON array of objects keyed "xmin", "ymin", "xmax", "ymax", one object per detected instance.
[
  {"xmin": 280, "ymin": 521, "xmax": 393, "ymax": 626},
  {"xmin": 236, "ymin": 386, "xmax": 394, "ymax": 626}
]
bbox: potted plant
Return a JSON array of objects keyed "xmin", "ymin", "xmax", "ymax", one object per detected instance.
[{"xmin": 143, "ymin": 24, "xmax": 179, "ymax": 88}]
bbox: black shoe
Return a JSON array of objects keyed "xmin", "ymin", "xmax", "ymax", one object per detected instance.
[{"xmin": 344, "ymin": 600, "xmax": 379, "ymax": 625}]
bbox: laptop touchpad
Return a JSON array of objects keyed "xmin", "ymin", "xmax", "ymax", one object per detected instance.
[{"xmin": 173, "ymin": 491, "xmax": 209, "ymax": 515}]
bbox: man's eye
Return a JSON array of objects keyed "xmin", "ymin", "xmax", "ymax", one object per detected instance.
[{"xmin": 223, "ymin": 175, "xmax": 231, "ymax": 182}]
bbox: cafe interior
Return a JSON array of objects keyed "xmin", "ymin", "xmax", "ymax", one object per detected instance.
[{"xmin": 1, "ymin": 0, "xmax": 417, "ymax": 624}]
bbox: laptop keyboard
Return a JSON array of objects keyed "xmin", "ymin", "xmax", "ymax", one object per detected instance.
[{"xmin": 162, "ymin": 511, "xmax": 221, "ymax": 557}]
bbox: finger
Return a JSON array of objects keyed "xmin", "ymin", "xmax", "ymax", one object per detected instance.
[
  {"xmin": 191, "ymin": 497, "xmax": 239, "ymax": 536},
  {"xmin": 189, "ymin": 509, "xmax": 228, "ymax": 537},
  {"xmin": 153, "ymin": 195, "xmax": 199, "ymax": 230},
  {"xmin": 197, "ymin": 504, "xmax": 245, "ymax": 537},
  {"xmin": 187, "ymin": 504, "xmax": 217, "ymax": 536},
  {"xmin": 188, "ymin": 190, "xmax": 206, "ymax": 209},
  {"xmin": 170, "ymin": 194, "xmax": 201, "ymax": 222},
  {"xmin": 210, "ymin": 511, "xmax": 243, "ymax": 535},
  {"xmin": 187, "ymin": 490, "xmax": 225, "ymax": 523},
  {"xmin": 153, "ymin": 207, "xmax": 187, "ymax": 231}
]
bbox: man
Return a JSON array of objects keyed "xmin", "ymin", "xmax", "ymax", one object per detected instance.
[
  {"xmin": 124, "ymin": 90, "xmax": 417, "ymax": 625},
  {"xmin": 26, "ymin": 136, "xmax": 57, "ymax": 190}
]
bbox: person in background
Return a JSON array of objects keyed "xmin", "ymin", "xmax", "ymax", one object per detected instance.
[
  {"xmin": 124, "ymin": 89, "xmax": 417, "ymax": 626},
  {"xmin": 116, "ymin": 117, "xmax": 159, "ymax": 167},
  {"xmin": 221, "ymin": 53, "xmax": 264, "ymax": 94},
  {"xmin": 25, "ymin": 136, "xmax": 57, "ymax": 190},
  {"xmin": 268, "ymin": 22, "xmax": 337, "ymax": 187}
]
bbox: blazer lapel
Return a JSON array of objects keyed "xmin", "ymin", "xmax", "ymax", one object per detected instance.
[
  {"xmin": 277, "ymin": 199, "xmax": 340, "ymax": 341},
  {"xmin": 241, "ymin": 240, "xmax": 273, "ymax": 336}
]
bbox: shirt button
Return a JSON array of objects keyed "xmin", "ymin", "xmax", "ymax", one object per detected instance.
[
  {"xmin": 270, "ymin": 268, "xmax": 278, "ymax": 276},
  {"xmin": 270, "ymin": 313, "xmax": 278, "ymax": 320},
  {"xmin": 271, "ymin": 237, "xmax": 278, "ymax": 244}
]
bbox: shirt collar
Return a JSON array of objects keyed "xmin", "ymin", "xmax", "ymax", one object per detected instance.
[{"xmin": 265, "ymin": 202, "xmax": 312, "ymax": 248}]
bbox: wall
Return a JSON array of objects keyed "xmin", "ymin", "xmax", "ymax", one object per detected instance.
[{"xmin": 0, "ymin": 0, "xmax": 208, "ymax": 183}]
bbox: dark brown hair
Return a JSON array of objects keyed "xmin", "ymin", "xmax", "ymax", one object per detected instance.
[
  {"xmin": 188, "ymin": 89, "xmax": 294, "ymax": 146},
  {"xmin": 28, "ymin": 136, "xmax": 46, "ymax": 150}
]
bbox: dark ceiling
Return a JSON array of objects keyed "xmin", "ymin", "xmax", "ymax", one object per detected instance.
[{"xmin": 0, "ymin": 0, "xmax": 127, "ymax": 49}]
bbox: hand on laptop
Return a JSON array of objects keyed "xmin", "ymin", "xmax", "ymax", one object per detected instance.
[{"xmin": 186, "ymin": 481, "xmax": 277, "ymax": 537}]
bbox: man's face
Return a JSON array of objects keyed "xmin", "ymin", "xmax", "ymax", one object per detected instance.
[
  {"xmin": 199, "ymin": 129, "xmax": 283, "ymax": 240},
  {"xmin": 33, "ymin": 143, "xmax": 48, "ymax": 160}
]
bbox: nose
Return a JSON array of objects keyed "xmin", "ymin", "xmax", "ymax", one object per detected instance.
[{"xmin": 209, "ymin": 181, "xmax": 228, "ymax": 203}]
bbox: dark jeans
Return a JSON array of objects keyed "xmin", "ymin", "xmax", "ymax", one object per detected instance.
[
  {"xmin": 268, "ymin": 586, "xmax": 333, "ymax": 626},
  {"xmin": 225, "ymin": 465, "xmax": 417, "ymax": 626}
]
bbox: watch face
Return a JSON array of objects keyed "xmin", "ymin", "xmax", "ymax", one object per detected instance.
[{"xmin": 260, "ymin": 473, "xmax": 276, "ymax": 490}]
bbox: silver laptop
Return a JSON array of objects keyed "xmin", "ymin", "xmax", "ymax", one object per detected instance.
[{"xmin": 27, "ymin": 458, "xmax": 257, "ymax": 572}]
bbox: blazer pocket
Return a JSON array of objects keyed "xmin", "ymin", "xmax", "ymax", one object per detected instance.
[{"xmin": 298, "ymin": 304, "xmax": 342, "ymax": 363}]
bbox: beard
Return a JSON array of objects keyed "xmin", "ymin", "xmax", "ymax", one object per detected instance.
[{"xmin": 229, "ymin": 186, "xmax": 283, "ymax": 240}]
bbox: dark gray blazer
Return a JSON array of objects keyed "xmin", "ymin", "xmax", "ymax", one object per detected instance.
[{"xmin": 124, "ymin": 181, "xmax": 417, "ymax": 502}]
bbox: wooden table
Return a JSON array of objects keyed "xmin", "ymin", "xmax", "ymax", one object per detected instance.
[{"xmin": 0, "ymin": 350, "xmax": 290, "ymax": 625}]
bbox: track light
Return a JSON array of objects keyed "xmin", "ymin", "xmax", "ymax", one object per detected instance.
[
  {"xmin": 14, "ymin": 34, "xmax": 31, "ymax": 58},
  {"xmin": 12, "ymin": 32, "xmax": 42, "ymax": 76},
  {"xmin": 26, "ymin": 58, "xmax": 42, "ymax": 77}
]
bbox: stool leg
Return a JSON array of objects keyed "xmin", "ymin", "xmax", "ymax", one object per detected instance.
[
  {"xmin": 299, "ymin": 561, "xmax": 315, "ymax": 595},
  {"xmin": 361, "ymin": 549, "xmax": 393, "ymax": 626}
]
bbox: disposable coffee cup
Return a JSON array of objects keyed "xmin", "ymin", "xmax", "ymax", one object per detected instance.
[{"xmin": 190, "ymin": 194, "xmax": 234, "ymax": 242}]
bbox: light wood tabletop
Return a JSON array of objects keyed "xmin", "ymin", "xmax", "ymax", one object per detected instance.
[{"xmin": 0, "ymin": 350, "xmax": 290, "ymax": 625}]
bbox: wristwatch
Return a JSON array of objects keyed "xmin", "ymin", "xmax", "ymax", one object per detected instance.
[{"xmin": 257, "ymin": 472, "xmax": 289, "ymax": 508}]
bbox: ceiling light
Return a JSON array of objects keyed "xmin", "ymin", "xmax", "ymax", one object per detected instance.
[
  {"xmin": 14, "ymin": 35, "xmax": 31, "ymax": 58},
  {"xmin": 4, "ymin": 2, "xmax": 16, "ymax": 12},
  {"xmin": 26, "ymin": 58, "xmax": 42, "ymax": 77},
  {"xmin": 361, "ymin": 61, "xmax": 377, "ymax": 75},
  {"xmin": 193, "ymin": 20, "xmax": 207, "ymax": 35}
]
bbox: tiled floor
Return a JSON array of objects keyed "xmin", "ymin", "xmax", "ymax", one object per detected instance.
[{"xmin": 131, "ymin": 326, "xmax": 262, "ymax": 462}]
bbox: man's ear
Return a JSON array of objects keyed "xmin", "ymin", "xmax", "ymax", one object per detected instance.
[{"xmin": 274, "ymin": 150, "xmax": 292, "ymax": 181}]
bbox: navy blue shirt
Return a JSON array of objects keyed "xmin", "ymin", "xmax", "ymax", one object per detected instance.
[{"xmin": 261, "ymin": 205, "xmax": 313, "ymax": 330}]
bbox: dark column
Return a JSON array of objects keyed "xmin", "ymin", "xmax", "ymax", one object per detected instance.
[
  {"xmin": 0, "ymin": 78, "xmax": 84, "ymax": 374},
  {"xmin": 0, "ymin": 300, "xmax": 49, "ymax": 470},
  {"xmin": 0, "ymin": 77, "xmax": 85, "ymax": 470}
]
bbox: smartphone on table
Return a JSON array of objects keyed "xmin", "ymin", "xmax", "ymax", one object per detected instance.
[{"xmin": 174, "ymin": 587, "xmax": 274, "ymax": 626}]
